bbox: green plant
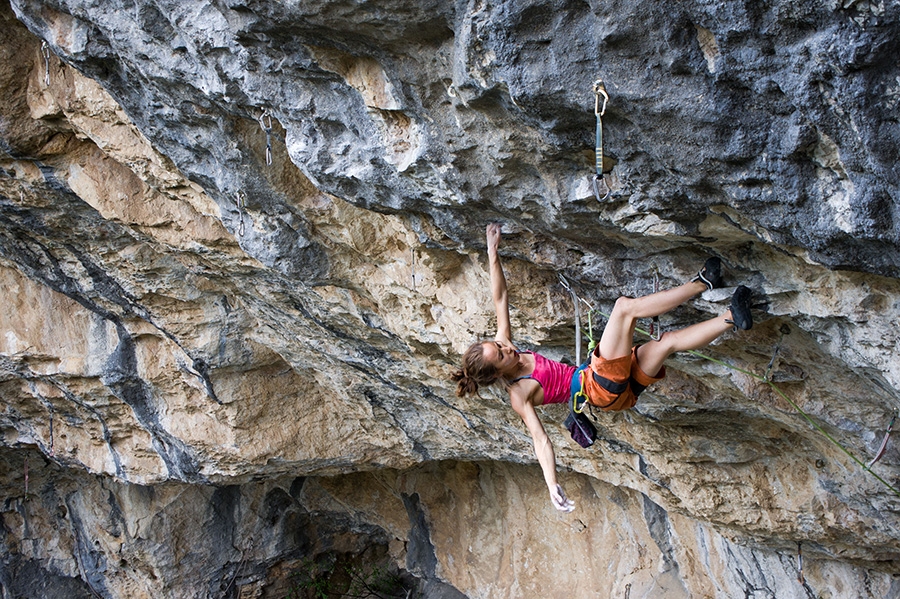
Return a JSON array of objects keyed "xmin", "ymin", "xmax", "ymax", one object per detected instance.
[
  {"xmin": 284, "ymin": 558, "xmax": 334, "ymax": 599},
  {"xmin": 282, "ymin": 557, "xmax": 412, "ymax": 599},
  {"xmin": 345, "ymin": 564, "xmax": 406, "ymax": 599}
]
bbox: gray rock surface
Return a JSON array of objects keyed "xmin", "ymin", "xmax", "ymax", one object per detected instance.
[{"xmin": 1, "ymin": 0, "xmax": 899, "ymax": 597}]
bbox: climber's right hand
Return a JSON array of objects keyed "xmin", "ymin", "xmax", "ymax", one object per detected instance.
[{"xmin": 550, "ymin": 484, "xmax": 575, "ymax": 513}]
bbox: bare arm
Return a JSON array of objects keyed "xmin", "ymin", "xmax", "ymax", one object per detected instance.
[
  {"xmin": 510, "ymin": 384, "xmax": 575, "ymax": 512},
  {"xmin": 486, "ymin": 224, "xmax": 512, "ymax": 345}
]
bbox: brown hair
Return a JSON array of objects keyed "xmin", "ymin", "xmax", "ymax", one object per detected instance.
[{"xmin": 451, "ymin": 341, "xmax": 502, "ymax": 397}]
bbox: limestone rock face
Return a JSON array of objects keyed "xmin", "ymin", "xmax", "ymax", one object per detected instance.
[{"xmin": 1, "ymin": 0, "xmax": 899, "ymax": 597}]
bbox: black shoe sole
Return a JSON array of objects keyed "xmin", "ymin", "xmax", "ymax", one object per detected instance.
[
  {"xmin": 694, "ymin": 257, "xmax": 723, "ymax": 290},
  {"xmin": 730, "ymin": 285, "xmax": 753, "ymax": 330}
]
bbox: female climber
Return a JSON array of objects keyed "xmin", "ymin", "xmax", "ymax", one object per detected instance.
[{"xmin": 452, "ymin": 223, "xmax": 753, "ymax": 513}]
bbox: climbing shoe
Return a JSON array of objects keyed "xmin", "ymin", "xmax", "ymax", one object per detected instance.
[
  {"xmin": 692, "ymin": 257, "xmax": 723, "ymax": 291},
  {"xmin": 727, "ymin": 285, "xmax": 753, "ymax": 331}
]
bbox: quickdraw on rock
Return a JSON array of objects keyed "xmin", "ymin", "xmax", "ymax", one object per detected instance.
[
  {"xmin": 592, "ymin": 79, "xmax": 610, "ymax": 202},
  {"xmin": 41, "ymin": 41, "xmax": 51, "ymax": 87},
  {"xmin": 259, "ymin": 109, "xmax": 273, "ymax": 166},
  {"xmin": 867, "ymin": 411, "xmax": 898, "ymax": 470},
  {"xmin": 763, "ymin": 323, "xmax": 791, "ymax": 381},
  {"xmin": 235, "ymin": 191, "xmax": 247, "ymax": 237}
]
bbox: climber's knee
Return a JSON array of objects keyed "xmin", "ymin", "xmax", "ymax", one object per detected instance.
[
  {"xmin": 610, "ymin": 296, "xmax": 638, "ymax": 319},
  {"xmin": 654, "ymin": 330, "xmax": 679, "ymax": 355}
]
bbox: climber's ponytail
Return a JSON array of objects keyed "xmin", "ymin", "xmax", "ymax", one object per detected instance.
[
  {"xmin": 451, "ymin": 369, "xmax": 478, "ymax": 397},
  {"xmin": 452, "ymin": 342, "xmax": 501, "ymax": 397}
]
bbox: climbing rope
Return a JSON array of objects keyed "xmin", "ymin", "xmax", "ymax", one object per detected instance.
[
  {"xmin": 592, "ymin": 79, "xmax": 610, "ymax": 201},
  {"xmin": 559, "ymin": 274, "xmax": 583, "ymax": 365},
  {"xmin": 686, "ymin": 345, "xmax": 900, "ymax": 497},
  {"xmin": 561, "ymin": 280, "xmax": 900, "ymax": 498},
  {"xmin": 559, "ymin": 283, "xmax": 599, "ymax": 415},
  {"xmin": 560, "ymin": 275, "xmax": 592, "ymax": 415},
  {"xmin": 560, "ymin": 275, "xmax": 599, "ymax": 361},
  {"xmin": 586, "ymin": 308, "xmax": 597, "ymax": 353}
]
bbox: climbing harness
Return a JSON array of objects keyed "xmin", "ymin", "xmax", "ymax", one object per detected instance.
[
  {"xmin": 558, "ymin": 276, "xmax": 900, "ymax": 498},
  {"xmin": 41, "ymin": 41, "xmax": 51, "ymax": 87},
  {"xmin": 571, "ymin": 373, "xmax": 590, "ymax": 415},
  {"xmin": 866, "ymin": 411, "xmax": 898, "ymax": 470},
  {"xmin": 259, "ymin": 110, "xmax": 273, "ymax": 166},
  {"xmin": 592, "ymin": 79, "xmax": 611, "ymax": 202},
  {"xmin": 235, "ymin": 191, "xmax": 246, "ymax": 237}
]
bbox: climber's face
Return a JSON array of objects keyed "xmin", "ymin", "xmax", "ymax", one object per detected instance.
[{"xmin": 482, "ymin": 341, "xmax": 519, "ymax": 376}]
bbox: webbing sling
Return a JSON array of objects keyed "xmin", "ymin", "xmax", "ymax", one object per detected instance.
[{"xmin": 592, "ymin": 79, "xmax": 610, "ymax": 201}]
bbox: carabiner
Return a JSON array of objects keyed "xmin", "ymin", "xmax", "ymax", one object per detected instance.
[{"xmin": 593, "ymin": 79, "xmax": 608, "ymax": 117}]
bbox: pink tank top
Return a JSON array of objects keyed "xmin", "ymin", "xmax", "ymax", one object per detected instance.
[{"xmin": 513, "ymin": 351, "xmax": 576, "ymax": 405}]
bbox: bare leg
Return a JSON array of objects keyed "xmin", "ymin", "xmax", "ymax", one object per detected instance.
[
  {"xmin": 635, "ymin": 311, "xmax": 734, "ymax": 377},
  {"xmin": 598, "ymin": 280, "xmax": 707, "ymax": 360}
]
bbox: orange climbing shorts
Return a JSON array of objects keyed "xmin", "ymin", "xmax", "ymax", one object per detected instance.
[{"xmin": 582, "ymin": 346, "xmax": 665, "ymax": 411}]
